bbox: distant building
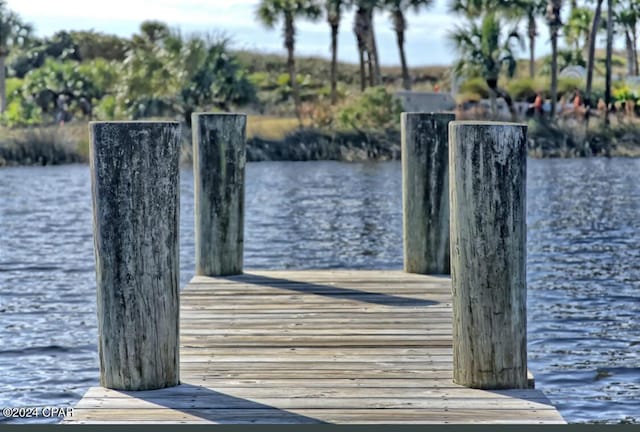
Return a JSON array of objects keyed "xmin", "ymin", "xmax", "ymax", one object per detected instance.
[
  {"xmin": 395, "ymin": 91, "xmax": 456, "ymax": 113},
  {"xmin": 559, "ymin": 65, "xmax": 587, "ymax": 80}
]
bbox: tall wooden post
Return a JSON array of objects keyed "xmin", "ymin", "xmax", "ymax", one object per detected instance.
[
  {"xmin": 192, "ymin": 113, "xmax": 246, "ymax": 276},
  {"xmin": 90, "ymin": 121, "xmax": 181, "ymax": 390},
  {"xmin": 449, "ymin": 121, "xmax": 528, "ymax": 389},
  {"xmin": 402, "ymin": 112, "xmax": 454, "ymax": 274}
]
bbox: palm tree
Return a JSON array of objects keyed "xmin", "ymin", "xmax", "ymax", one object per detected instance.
[
  {"xmin": 616, "ymin": 2, "xmax": 639, "ymax": 76},
  {"xmin": 0, "ymin": 1, "xmax": 33, "ymax": 113},
  {"xmin": 257, "ymin": 0, "xmax": 322, "ymax": 121},
  {"xmin": 564, "ymin": 6, "xmax": 593, "ymax": 60},
  {"xmin": 604, "ymin": 0, "xmax": 613, "ymax": 125},
  {"xmin": 546, "ymin": 0, "xmax": 563, "ymax": 117},
  {"xmin": 353, "ymin": 0, "xmax": 381, "ymax": 90},
  {"xmin": 449, "ymin": 0, "xmax": 520, "ymax": 16},
  {"xmin": 448, "ymin": 0, "xmax": 488, "ymax": 15},
  {"xmin": 585, "ymin": 0, "xmax": 604, "ymax": 112},
  {"xmin": 449, "ymin": 12, "xmax": 521, "ymax": 119},
  {"xmin": 520, "ymin": 0, "xmax": 546, "ymax": 78},
  {"xmin": 449, "ymin": 0, "xmax": 541, "ymax": 79},
  {"xmin": 353, "ymin": 4, "xmax": 369, "ymax": 90},
  {"xmin": 365, "ymin": 1, "xmax": 382, "ymax": 86},
  {"xmin": 326, "ymin": 0, "xmax": 349, "ymax": 104},
  {"xmin": 383, "ymin": 0, "xmax": 434, "ymax": 90},
  {"xmin": 353, "ymin": 0, "xmax": 381, "ymax": 88}
]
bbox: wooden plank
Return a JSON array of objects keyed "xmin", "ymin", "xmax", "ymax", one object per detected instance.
[
  {"xmin": 180, "ymin": 313, "xmax": 453, "ymax": 319},
  {"xmin": 180, "ymin": 327, "xmax": 451, "ymax": 338},
  {"xmin": 180, "ymin": 322, "xmax": 454, "ymax": 329},
  {"xmin": 179, "ymin": 371, "xmax": 457, "ymax": 379},
  {"xmin": 66, "ymin": 408, "xmax": 565, "ymax": 424},
  {"xmin": 179, "ymin": 355, "xmax": 453, "ymax": 362},
  {"xmin": 82, "ymin": 386, "xmax": 551, "ymax": 400},
  {"xmin": 74, "ymin": 397, "xmax": 556, "ymax": 410},
  {"xmin": 179, "ymin": 347, "xmax": 454, "ymax": 355},
  {"xmin": 180, "ymin": 295, "xmax": 450, "ymax": 301},
  {"xmin": 65, "ymin": 420, "xmax": 566, "ymax": 425},
  {"xmin": 180, "ymin": 303, "xmax": 451, "ymax": 310},
  {"xmin": 178, "ymin": 361, "xmax": 454, "ymax": 370}
]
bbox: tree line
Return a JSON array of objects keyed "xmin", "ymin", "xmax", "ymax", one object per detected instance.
[
  {"xmin": 254, "ymin": 0, "xmax": 639, "ymax": 121},
  {"xmin": 1, "ymin": 0, "xmax": 638, "ymax": 125}
]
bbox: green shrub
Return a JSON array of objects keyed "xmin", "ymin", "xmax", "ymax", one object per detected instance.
[
  {"xmin": 0, "ymin": 100, "xmax": 42, "ymax": 127},
  {"xmin": 459, "ymin": 78, "xmax": 490, "ymax": 99},
  {"xmin": 507, "ymin": 78, "xmax": 537, "ymax": 101},
  {"xmin": 248, "ymin": 71, "xmax": 275, "ymax": 90},
  {"xmin": 613, "ymin": 85, "xmax": 636, "ymax": 102},
  {"xmin": 276, "ymin": 73, "xmax": 291, "ymax": 86},
  {"xmin": 455, "ymin": 91, "xmax": 483, "ymax": 103},
  {"xmin": 558, "ymin": 77, "xmax": 584, "ymax": 97},
  {"xmin": 5, "ymin": 78, "xmax": 24, "ymax": 103},
  {"xmin": 337, "ymin": 86, "xmax": 403, "ymax": 132},
  {"xmin": 94, "ymin": 95, "xmax": 118, "ymax": 120}
]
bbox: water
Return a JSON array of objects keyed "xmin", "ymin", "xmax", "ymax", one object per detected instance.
[{"xmin": 0, "ymin": 159, "xmax": 638, "ymax": 424}]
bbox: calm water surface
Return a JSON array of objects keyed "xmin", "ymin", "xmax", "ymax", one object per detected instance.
[{"xmin": 0, "ymin": 159, "xmax": 638, "ymax": 423}]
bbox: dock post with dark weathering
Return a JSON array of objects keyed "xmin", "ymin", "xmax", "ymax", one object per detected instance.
[
  {"xmin": 449, "ymin": 121, "xmax": 528, "ymax": 389},
  {"xmin": 401, "ymin": 112, "xmax": 454, "ymax": 274},
  {"xmin": 89, "ymin": 121, "xmax": 181, "ymax": 391},
  {"xmin": 192, "ymin": 113, "xmax": 247, "ymax": 276}
]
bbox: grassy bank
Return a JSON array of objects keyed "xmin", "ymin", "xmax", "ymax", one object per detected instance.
[
  {"xmin": 528, "ymin": 120, "xmax": 640, "ymax": 158},
  {"xmin": 2, "ymin": 117, "xmax": 640, "ymax": 167},
  {"xmin": 0, "ymin": 124, "xmax": 89, "ymax": 166}
]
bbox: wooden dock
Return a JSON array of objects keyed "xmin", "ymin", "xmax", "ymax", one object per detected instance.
[{"xmin": 67, "ymin": 270, "xmax": 565, "ymax": 424}]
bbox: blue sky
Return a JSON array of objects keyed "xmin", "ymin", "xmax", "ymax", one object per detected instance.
[{"xmin": 8, "ymin": 0, "xmax": 558, "ymax": 67}]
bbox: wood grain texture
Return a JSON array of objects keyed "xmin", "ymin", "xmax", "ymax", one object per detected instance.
[
  {"xmin": 192, "ymin": 113, "xmax": 246, "ymax": 276},
  {"xmin": 68, "ymin": 271, "xmax": 562, "ymax": 424},
  {"xmin": 402, "ymin": 112, "xmax": 455, "ymax": 274},
  {"xmin": 449, "ymin": 121, "xmax": 528, "ymax": 389},
  {"xmin": 89, "ymin": 121, "xmax": 180, "ymax": 391}
]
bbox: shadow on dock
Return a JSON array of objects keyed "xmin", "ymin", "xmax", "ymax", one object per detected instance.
[
  {"xmin": 214, "ymin": 273, "xmax": 440, "ymax": 307},
  {"xmin": 110, "ymin": 383, "xmax": 326, "ymax": 424}
]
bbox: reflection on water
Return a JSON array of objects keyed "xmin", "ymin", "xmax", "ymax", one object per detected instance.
[{"xmin": 0, "ymin": 159, "xmax": 638, "ymax": 423}]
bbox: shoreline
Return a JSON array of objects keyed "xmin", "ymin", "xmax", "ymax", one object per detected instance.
[{"xmin": 2, "ymin": 122, "xmax": 640, "ymax": 167}]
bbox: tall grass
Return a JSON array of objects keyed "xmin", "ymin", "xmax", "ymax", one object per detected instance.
[
  {"xmin": 246, "ymin": 116, "xmax": 300, "ymax": 140},
  {"xmin": 0, "ymin": 124, "xmax": 89, "ymax": 166}
]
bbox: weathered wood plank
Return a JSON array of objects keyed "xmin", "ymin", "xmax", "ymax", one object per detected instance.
[
  {"xmin": 178, "ymin": 371, "xmax": 454, "ymax": 379},
  {"xmin": 179, "ymin": 355, "xmax": 453, "ymax": 362},
  {"xmin": 181, "ymin": 323, "xmax": 452, "ymax": 330},
  {"xmin": 179, "ymin": 347, "xmax": 454, "ymax": 356},
  {"xmin": 177, "ymin": 362, "xmax": 455, "ymax": 370},
  {"xmin": 82, "ymin": 385, "xmax": 551, "ymax": 400},
  {"xmin": 180, "ymin": 329, "xmax": 452, "ymax": 336},
  {"xmin": 75, "ymin": 397, "xmax": 556, "ymax": 410},
  {"xmin": 66, "ymin": 408, "xmax": 565, "ymax": 424}
]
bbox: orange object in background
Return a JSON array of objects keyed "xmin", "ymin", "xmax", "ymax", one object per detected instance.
[{"xmin": 534, "ymin": 93, "xmax": 543, "ymax": 114}]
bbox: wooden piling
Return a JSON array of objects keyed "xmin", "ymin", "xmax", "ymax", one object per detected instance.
[
  {"xmin": 89, "ymin": 121, "xmax": 181, "ymax": 391},
  {"xmin": 448, "ymin": 121, "xmax": 528, "ymax": 389},
  {"xmin": 402, "ymin": 112, "xmax": 454, "ymax": 274},
  {"xmin": 192, "ymin": 113, "xmax": 246, "ymax": 276}
]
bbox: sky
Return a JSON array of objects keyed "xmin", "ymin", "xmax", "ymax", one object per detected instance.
[{"xmin": 7, "ymin": 0, "xmax": 559, "ymax": 67}]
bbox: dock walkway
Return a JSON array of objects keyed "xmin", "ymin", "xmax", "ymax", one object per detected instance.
[{"xmin": 67, "ymin": 270, "xmax": 565, "ymax": 424}]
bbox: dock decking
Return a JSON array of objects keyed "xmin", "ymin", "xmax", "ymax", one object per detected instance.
[{"xmin": 67, "ymin": 270, "xmax": 565, "ymax": 424}]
